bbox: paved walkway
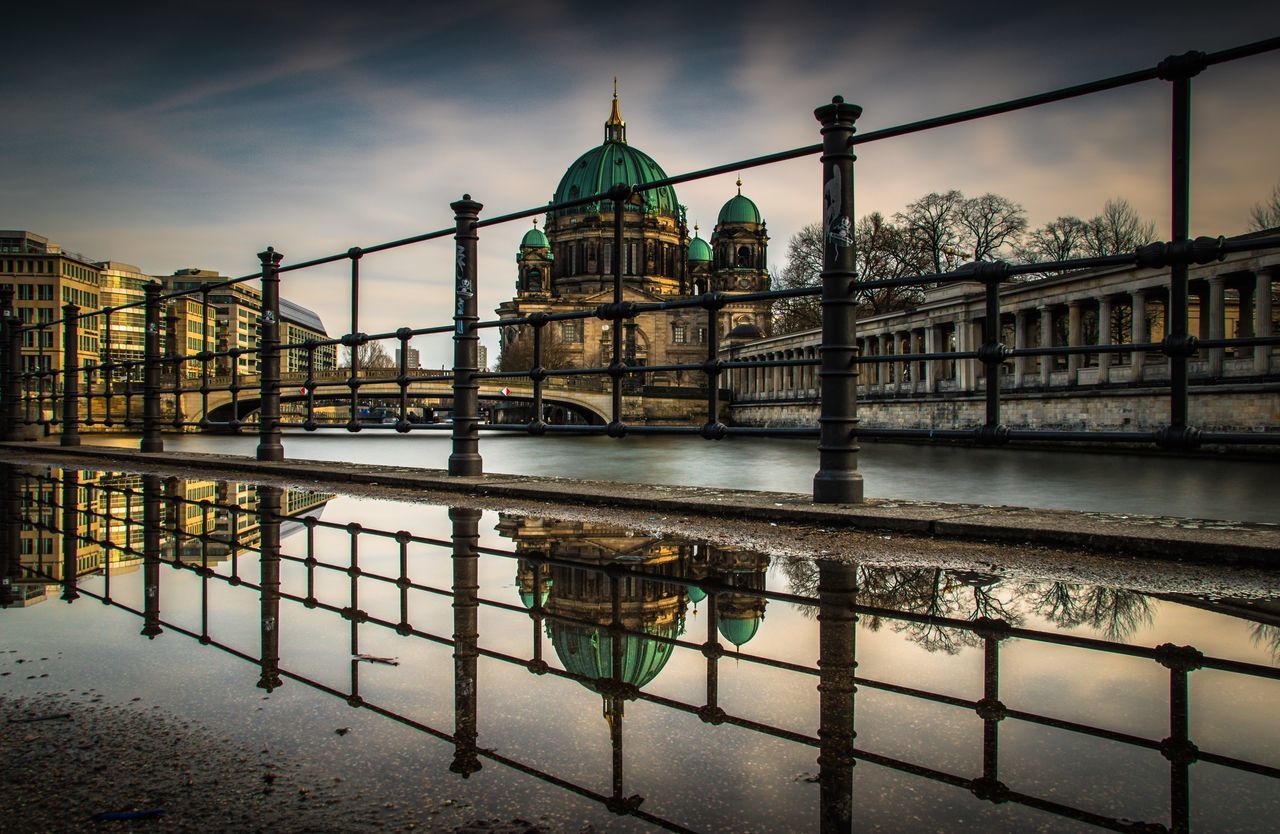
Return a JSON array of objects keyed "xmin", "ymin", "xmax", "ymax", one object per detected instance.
[{"xmin": 3, "ymin": 441, "xmax": 1278, "ymax": 565}]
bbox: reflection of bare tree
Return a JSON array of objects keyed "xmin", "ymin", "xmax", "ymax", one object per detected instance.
[
  {"xmin": 1029, "ymin": 583, "xmax": 1154, "ymax": 641},
  {"xmin": 1252, "ymin": 624, "xmax": 1280, "ymax": 662},
  {"xmin": 781, "ymin": 559, "xmax": 1156, "ymax": 654}
]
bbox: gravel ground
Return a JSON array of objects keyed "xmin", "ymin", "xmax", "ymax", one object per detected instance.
[{"xmin": 0, "ymin": 690, "xmax": 551, "ymax": 834}]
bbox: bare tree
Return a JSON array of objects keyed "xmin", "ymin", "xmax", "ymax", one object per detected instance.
[
  {"xmin": 340, "ymin": 340, "xmax": 394, "ymax": 369},
  {"xmin": 772, "ymin": 216, "xmax": 926, "ymax": 335},
  {"xmin": 854, "ymin": 212, "xmax": 926, "ymax": 314},
  {"xmin": 895, "ymin": 190, "xmax": 965, "ymax": 275},
  {"xmin": 1249, "ymin": 183, "xmax": 1280, "ymax": 231},
  {"xmin": 496, "ymin": 325, "xmax": 572, "ymax": 372},
  {"xmin": 1081, "ymin": 198, "xmax": 1158, "ymax": 257},
  {"xmin": 770, "ymin": 223, "xmax": 824, "ymax": 335},
  {"xmin": 1016, "ymin": 215, "xmax": 1089, "ymax": 265},
  {"xmin": 958, "ymin": 193, "xmax": 1028, "ymax": 262}
]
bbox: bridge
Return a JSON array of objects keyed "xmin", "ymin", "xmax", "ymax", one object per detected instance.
[{"xmin": 170, "ymin": 369, "xmax": 714, "ymax": 428}]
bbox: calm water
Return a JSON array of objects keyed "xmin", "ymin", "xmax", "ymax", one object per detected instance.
[
  {"xmin": 85, "ymin": 431, "xmax": 1280, "ymax": 523},
  {"xmin": 3, "ymin": 465, "xmax": 1278, "ymax": 832}
]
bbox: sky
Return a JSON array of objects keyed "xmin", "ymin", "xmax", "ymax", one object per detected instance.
[{"xmin": 4, "ymin": 0, "xmax": 1278, "ymax": 368}]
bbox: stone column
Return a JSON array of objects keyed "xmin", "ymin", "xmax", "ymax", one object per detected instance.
[
  {"xmin": 1097, "ymin": 296, "xmax": 1113, "ymax": 382},
  {"xmin": 1131, "ymin": 290, "xmax": 1148, "ymax": 382},
  {"xmin": 1013, "ymin": 310, "xmax": 1029, "ymax": 389},
  {"xmin": 1039, "ymin": 306, "xmax": 1053, "ymax": 387},
  {"xmin": 1208, "ymin": 275, "xmax": 1226, "ymax": 376},
  {"xmin": 893, "ymin": 333, "xmax": 906, "ymax": 393},
  {"xmin": 876, "ymin": 335, "xmax": 886, "ymax": 392},
  {"xmin": 1067, "ymin": 300, "xmax": 1083, "ymax": 381},
  {"xmin": 924, "ymin": 325, "xmax": 938, "ymax": 393},
  {"xmin": 954, "ymin": 318, "xmax": 968, "ymax": 391},
  {"xmin": 1257, "ymin": 269, "xmax": 1274, "ymax": 375}
]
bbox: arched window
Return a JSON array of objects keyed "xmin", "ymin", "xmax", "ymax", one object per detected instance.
[{"xmin": 737, "ymin": 245, "xmax": 752, "ymax": 268}]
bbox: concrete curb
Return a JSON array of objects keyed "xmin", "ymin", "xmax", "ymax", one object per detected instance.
[{"xmin": 3, "ymin": 441, "xmax": 1278, "ymax": 565}]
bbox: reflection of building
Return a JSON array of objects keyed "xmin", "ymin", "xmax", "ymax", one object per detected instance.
[
  {"xmin": 494, "ymin": 90, "xmax": 772, "ymax": 386},
  {"xmin": 499, "ymin": 517, "xmax": 772, "ymax": 698},
  {"xmin": 3, "ymin": 467, "xmax": 333, "ymax": 608}
]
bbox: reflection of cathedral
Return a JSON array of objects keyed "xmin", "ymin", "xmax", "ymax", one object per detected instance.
[
  {"xmin": 496, "ymin": 86, "xmax": 772, "ymax": 384},
  {"xmin": 500, "ymin": 517, "xmax": 771, "ymax": 715}
]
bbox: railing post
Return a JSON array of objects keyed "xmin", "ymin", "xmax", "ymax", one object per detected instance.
[
  {"xmin": 257, "ymin": 484, "xmax": 283, "ymax": 692},
  {"xmin": 256, "ymin": 246, "xmax": 284, "ymax": 461},
  {"xmin": 60, "ymin": 467, "xmax": 80, "ymax": 601},
  {"xmin": 813, "ymin": 95, "xmax": 864, "ymax": 504},
  {"xmin": 449, "ymin": 195, "xmax": 484, "ymax": 476},
  {"xmin": 816, "ymin": 560, "xmax": 858, "ymax": 833},
  {"xmin": 449, "ymin": 506, "xmax": 482, "ymax": 776},
  {"xmin": 1157, "ymin": 51, "xmax": 1206, "ymax": 451},
  {"xmin": 142, "ymin": 282, "xmax": 164, "ymax": 452},
  {"xmin": 60, "ymin": 303, "xmax": 81, "ymax": 447}
]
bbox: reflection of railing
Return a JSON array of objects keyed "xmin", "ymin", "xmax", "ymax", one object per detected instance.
[
  {"xmin": 7, "ymin": 468, "xmax": 1278, "ymax": 832},
  {"xmin": 3, "ymin": 39, "xmax": 1280, "ymax": 505}
]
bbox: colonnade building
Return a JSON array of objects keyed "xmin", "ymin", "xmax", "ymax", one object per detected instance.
[{"xmin": 726, "ymin": 235, "xmax": 1278, "ymax": 433}]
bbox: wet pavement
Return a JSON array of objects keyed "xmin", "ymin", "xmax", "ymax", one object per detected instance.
[{"xmin": 2, "ymin": 463, "xmax": 1278, "ymax": 832}]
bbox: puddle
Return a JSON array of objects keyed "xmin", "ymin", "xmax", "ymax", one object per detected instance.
[{"xmin": 2, "ymin": 464, "xmax": 1278, "ymax": 832}]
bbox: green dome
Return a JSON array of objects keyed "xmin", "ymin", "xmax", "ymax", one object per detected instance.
[
  {"xmin": 717, "ymin": 616, "xmax": 761, "ymax": 647},
  {"xmin": 686, "ymin": 584, "xmax": 707, "ymax": 604},
  {"xmin": 551, "ymin": 142, "xmax": 679, "ymax": 219},
  {"xmin": 550, "ymin": 621, "xmax": 675, "ymax": 692},
  {"xmin": 520, "ymin": 226, "xmax": 549, "ymax": 249},
  {"xmin": 718, "ymin": 194, "xmax": 761, "ymax": 225},
  {"xmin": 687, "ymin": 236, "xmax": 712, "ymax": 262}
]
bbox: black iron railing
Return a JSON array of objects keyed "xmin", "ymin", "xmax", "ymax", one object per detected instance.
[
  {"xmin": 2, "ymin": 40, "xmax": 1280, "ymax": 503},
  {"xmin": 6, "ymin": 467, "xmax": 1279, "ymax": 832}
]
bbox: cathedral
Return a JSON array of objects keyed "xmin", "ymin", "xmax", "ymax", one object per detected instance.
[{"xmin": 495, "ymin": 86, "xmax": 772, "ymax": 385}]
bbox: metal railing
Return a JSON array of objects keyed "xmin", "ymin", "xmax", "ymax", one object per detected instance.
[
  {"xmin": 6, "ymin": 467, "xmax": 1278, "ymax": 832},
  {"xmin": 2, "ymin": 39, "xmax": 1279, "ymax": 504}
]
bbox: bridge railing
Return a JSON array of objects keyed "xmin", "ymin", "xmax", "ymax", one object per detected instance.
[
  {"xmin": 2, "ymin": 38, "xmax": 1280, "ymax": 501},
  {"xmin": 10, "ymin": 467, "xmax": 1279, "ymax": 831}
]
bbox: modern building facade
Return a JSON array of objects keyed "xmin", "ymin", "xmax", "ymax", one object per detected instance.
[{"xmin": 0, "ymin": 231, "xmax": 102, "ymax": 375}]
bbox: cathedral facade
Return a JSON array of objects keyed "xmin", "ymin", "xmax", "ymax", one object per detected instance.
[{"xmin": 495, "ymin": 89, "xmax": 772, "ymax": 385}]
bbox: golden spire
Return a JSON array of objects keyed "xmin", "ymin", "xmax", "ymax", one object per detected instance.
[
  {"xmin": 736, "ymin": 174, "xmax": 742, "ymax": 195},
  {"xmin": 606, "ymin": 76, "xmax": 624, "ymax": 126},
  {"xmin": 693, "ymin": 222, "xmax": 700, "ymax": 237},
  {"xmin": 532, "ymin": 217, "xmax": 538, "ymax": 229}
]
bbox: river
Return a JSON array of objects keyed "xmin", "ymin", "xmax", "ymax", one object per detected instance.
[{"xmin": 79, "ymin": 431, "xmax": 1280, "ymax": 523}]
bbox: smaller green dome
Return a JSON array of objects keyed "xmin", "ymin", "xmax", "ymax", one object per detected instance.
[
  {"xmin": 717, "ymin": 616, "xmax": 761, "ymax": 647},
  {"xmin": 521, "ymin": 225, "xmax": 549, "ymax": 249},
  {"xmin": 718, "ymin": 193, "xmax": 761, "ymax": 225},
  {"xmin": 686, "ymin": 584, "xmax": 707, "ymax": 604},
  {"xmin": 687, "ymin": 236, "xmax": 712, "ymax": 262}
]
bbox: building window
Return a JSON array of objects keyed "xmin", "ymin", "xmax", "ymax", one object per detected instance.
[
  {"xmin": 672, "ymin": 324, "xmax": 686, "ymax": 344},
  {"xmin": 560, "ymin": 320, "xmax": 583, "ymax": 343}
]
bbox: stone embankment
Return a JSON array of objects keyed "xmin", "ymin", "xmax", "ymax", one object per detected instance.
[{"xmin": 5, "ymin": 442, "xmax": 1279, "ymax": 568}]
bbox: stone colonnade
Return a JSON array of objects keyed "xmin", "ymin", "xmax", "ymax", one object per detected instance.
[{"xmin": 725, "ymin": 253, "xmax": 1277, "ymax": 402}]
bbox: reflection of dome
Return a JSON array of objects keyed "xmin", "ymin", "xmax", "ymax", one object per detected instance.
[
  {"xmin": 687, "ymin": 235, "xmax": 712, "ymax": 262},
  {"xmin": 718, "ymin": 193, "xmax": 761, "ymax": 225},
  {"xmin": 549, "ymin": 621, "xmax": 675, "ymax": 691},
  {"xmin": 686, "ymin": 584, "xmax": 707, "ymax": 604},
  {"xmin": 717, "ymin": 615, "xmax": 761, "ymax": 647},
  {"xmin": 727, "ymin": 322, "xmax": 764, "ymax": 340},
  {"xmin": 519, "ymin": 581, "xmax": 552, "ymax": 609}
]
